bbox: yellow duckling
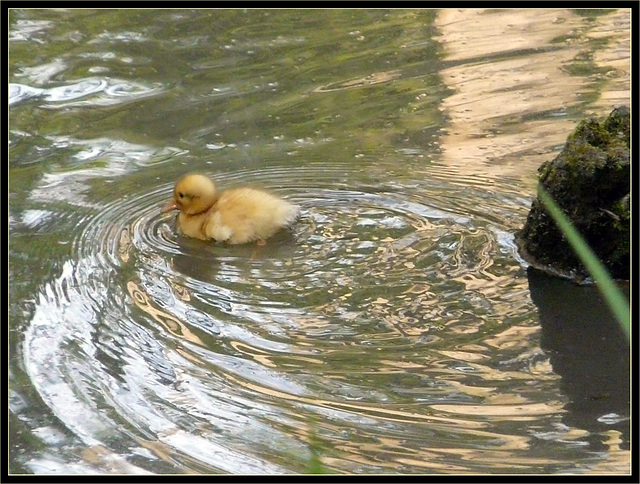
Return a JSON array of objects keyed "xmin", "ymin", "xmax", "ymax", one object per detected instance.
[{"xmin": 161, "ymin": 173, "xmax": 299, "ymax": 245}]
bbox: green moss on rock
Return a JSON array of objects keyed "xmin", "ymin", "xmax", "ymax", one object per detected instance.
[{"xmin": 516, "ymin": 106, "xmax": 630, "ymax": 281}]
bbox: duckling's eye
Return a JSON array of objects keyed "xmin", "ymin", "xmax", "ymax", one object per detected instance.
[{"xmin": 178, "ymin": 192, "xmax": 184, "ymax": 199}]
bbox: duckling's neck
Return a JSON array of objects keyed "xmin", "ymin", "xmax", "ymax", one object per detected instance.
[{"xmin": 184, "ymin": 195, "xmax": 218, "ymax": 216}]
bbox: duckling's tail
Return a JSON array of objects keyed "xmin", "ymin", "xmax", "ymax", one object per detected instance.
[{"xmin": 280, "ymin": 202, "xmax": 301, "ymax": 227}]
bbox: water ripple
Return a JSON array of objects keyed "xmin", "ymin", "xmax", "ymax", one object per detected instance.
[
  {"xmin": 21, "ymin": 162, "xmax": 547, "ymax": 473},
  {"xmin": 9, "ymin": 77, "xmax": 164, "ymax": 107}
]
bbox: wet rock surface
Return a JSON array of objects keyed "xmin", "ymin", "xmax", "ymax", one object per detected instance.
[{"xmin": 517, "ymin": 106, "xmax": 630, "ymax": 281}]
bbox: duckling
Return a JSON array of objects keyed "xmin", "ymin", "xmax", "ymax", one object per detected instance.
[{"xmin": 161, "ymin": 172, "xmax": 299, "ymax": 245}]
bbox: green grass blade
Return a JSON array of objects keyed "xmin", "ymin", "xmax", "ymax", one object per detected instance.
[
  {"xmin": 306, "ymin": 420, "xmax": 327, "ymax": 474},
  {"xmin": 537, "ymin": 186, "xmax": 630, "ymax": 339}
]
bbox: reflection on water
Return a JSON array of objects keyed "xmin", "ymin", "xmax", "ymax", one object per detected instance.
[
  {"xmin": 9, "ymin": 78, "xmax": 163, "ymax": 107},
  {"xmin": 9, "ymin": 8, "xmax": 630, "ymax": 475},
  {"xmin": 435, "ymin": 8, "xmax": 631, "ymax": 185},
  {"xmin": 528, "ymin": 267, "xmax": 630, "ymax": 447}
]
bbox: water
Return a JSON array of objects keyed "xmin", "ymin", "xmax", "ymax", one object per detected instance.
[{"xmin": 9, "ymin": 8, "xmax": 630, "ymax": 475}]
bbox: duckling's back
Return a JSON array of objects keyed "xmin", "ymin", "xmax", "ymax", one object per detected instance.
[{"xmin": 205, "ymin": 187, "xmax": 299, "ymax": 244}]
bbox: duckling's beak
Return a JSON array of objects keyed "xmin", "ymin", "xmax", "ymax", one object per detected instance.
[{"xmin": 161, "ymin": 199, "xmax": 178, "ymax": 213}]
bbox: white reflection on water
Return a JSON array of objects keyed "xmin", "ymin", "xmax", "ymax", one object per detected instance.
[{"xmin": 9, "ymin": 78, "xmax": 164, "ymax": 107}]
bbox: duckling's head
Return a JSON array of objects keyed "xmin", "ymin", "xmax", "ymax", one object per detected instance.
[{"xmin": 161, "ymin": 173, "xmax": 218, "ymax": 215}]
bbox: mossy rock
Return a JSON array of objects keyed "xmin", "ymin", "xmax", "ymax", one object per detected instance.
[{"xmin": 516, "ymin": 106, "xmax": 630, "ymax": 281}]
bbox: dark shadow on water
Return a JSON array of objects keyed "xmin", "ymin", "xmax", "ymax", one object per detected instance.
[
  {"xmin": 527, "ymin": 266, "xmax": 630, "ymax": 450},
  {"xmin": 170, "ymin": 228, "xmax": 300, "ymax": 284}
]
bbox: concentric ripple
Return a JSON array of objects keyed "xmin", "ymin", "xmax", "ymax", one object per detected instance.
[{"xmin": 23, "ymin": 165, "xmax": 563, "ymax": 474}]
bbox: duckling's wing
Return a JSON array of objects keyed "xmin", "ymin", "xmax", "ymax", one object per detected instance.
[
  {"xmin": 205, "ymin": 188, "xmax": 299, "ymax": 244},
  {"xmin": 203, "ymin": 211, "xmax": 234, "ymax": 242}
]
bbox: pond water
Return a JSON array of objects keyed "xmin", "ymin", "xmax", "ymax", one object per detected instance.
[{"xmin": 8, "ymin": 8, "xmax": 630, "ymax": 476}]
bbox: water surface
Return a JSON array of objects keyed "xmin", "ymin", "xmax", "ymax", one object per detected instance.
[{"xmin": 9, "ymin": 8, "xmax": 630, "ymax": 475}]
